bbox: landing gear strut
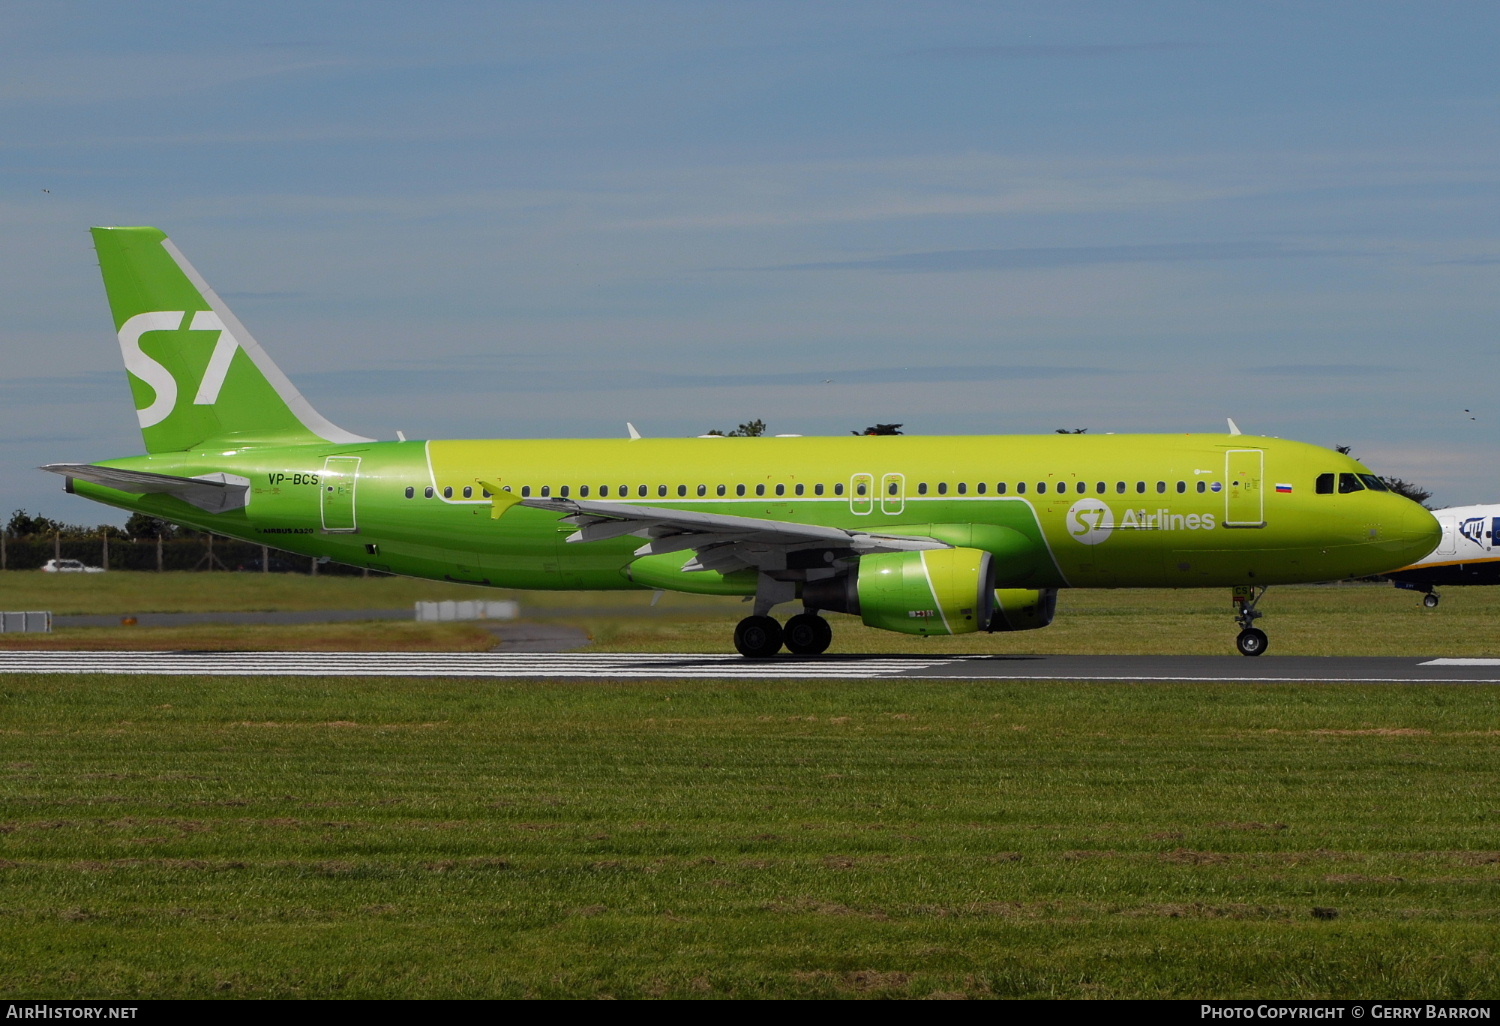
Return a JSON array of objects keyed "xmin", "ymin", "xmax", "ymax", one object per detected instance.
[{"xmin": 1232, "ymin": 585, "xmax": 1268, "ymax": 657}]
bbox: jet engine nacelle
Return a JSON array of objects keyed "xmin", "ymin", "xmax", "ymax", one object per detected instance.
[
  {"xmin": 988, "ymin": 588, "xmax": 1057, "ymax": 632},
  {"xmin": 803, "ymin": 547, "xmax": 996, "ymax": 636}
]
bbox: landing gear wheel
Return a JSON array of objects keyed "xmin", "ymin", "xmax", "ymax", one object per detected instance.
[
  {"xmin": 1236, "ymin": 627, "xmax": 1268, "ymax": 657},
  {"xmin": 1423, "ymin": 593, "xmax": 1440, "ymax": 609},
  {"xmin": 783, "ymin": 613, "xmax": 832, "ymax": 655},
  {"xmin": 734, "ymin": 615, "xmax": 784, "ymax": 658}
]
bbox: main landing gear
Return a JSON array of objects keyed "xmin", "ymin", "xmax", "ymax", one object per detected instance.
[
  {"xmin": 1232, "ymin": 585, "xmax": 1269, "ymax": 657},
  {"xmin": 734, "ymin": 612, "xmax": 832, "ymax": 658},
  {"xmin": 733, "ymin": 572, "xmax": 835, "ymax": 658}
]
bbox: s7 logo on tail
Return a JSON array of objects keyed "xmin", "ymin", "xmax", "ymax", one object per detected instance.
[{"xmin": 117, "ymin": 310, "xmax": 241, "ymax": 427}]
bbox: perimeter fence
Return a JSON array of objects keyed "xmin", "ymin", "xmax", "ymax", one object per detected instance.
[{"xmin": 0, "ymin": 532, "xmax": 373, "ymax": 575}]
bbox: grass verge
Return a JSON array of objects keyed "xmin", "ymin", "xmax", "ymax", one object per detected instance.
[{"xmin": 1, "ymin": 675, "xmax": 1498, "ymax": 998}]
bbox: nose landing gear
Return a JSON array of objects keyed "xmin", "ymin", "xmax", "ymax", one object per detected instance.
[{"xmin": 1232, "ymin": 585, "xmax": 1268, "ymax": 657}]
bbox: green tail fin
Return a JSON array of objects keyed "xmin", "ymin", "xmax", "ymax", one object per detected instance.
[{"xmin": 91, "ymin": 226, "xmax": 371, "ymax": 453}]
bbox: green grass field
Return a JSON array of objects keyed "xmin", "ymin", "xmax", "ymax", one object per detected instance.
[
  {"xmin": 2, "ymin": 573, "xmax": 1498, "ymax": 998},
  {"xmin": 2, "ymin": 676, "xmax": 1498, "ymax": 998}
]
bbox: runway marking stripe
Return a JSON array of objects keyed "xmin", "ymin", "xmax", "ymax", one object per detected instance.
[{"xmin": 1421, "ymin": 658, "xmax": 1500, "ymax": 666}]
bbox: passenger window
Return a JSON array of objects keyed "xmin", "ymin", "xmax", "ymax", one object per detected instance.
[
  {"xmin": 834, "ymin": 483, "xmax": 845, "ymax": 496},
  {"xmin": 461, "ymin": 486, "xmax": 472, "ymax": 498},
  {"xmin": 658, "ymin": 484, "xmax": 668, "ymax": 497},
  {"xmin": 444, "ymin": 486, "xmax": 454, "ymax": 498},
  {"xmin": 937, "ymin": 483, "xmax": 948, "ymax": 495},
  {"xmin": 1359, "ymin": 474, "xmax": 1389, "ymax": 492},
  {"xmin": 977, "ymin": 483, "xmax": 987, "ymax": 494},
  {"xmin": 856, "ymin": 482, "xmax": 867, "ymax": 496},
  {"xmin": 918, "ymin": 483, "xmax": 928, "ymax": 495},
  {"xmin": 997, "ymin": 483, "xmax": 1007, "ymax": 494},
  {"xmin": 1338, "ymin": 473, "xmax": 1365, "ymax": 494},
  {"xmin": 483, "ymin": 489, "xmax": 492, "ymax": 498},
  {"xmin": 559, "ymin": 486, "xmax": 569, "ymax": 498},
  {"xmin": 1176, "ymin": 481, "xmax": 1185, "ymax": 494},
  {"xmin": 697, "ymin": 484, "xmax": 707, "ymax": 497},
  {"xmin": 1156, "ymin": 481, "xmax": 1166, "ymax": 494},
  {"xmin": 677, "ymin": 485, "xmax": 686, "ymax": 497},
  {"xmin": 797, "ymin": 483, "xmax": 806, "ymax": 496},
  {"xmin": 538, "ymin": 486, "xmax": 548, "ymax": 498},
  {"xmin": 737, "ymin": 484, "xmax": 746, "ymax": 497},
  {"xmin": 756, "ymin": 484, "xmax": 766, "ymax": 496},
  {"xmin": 639, "ymin": 485, "xmax": 648, "ymax": 497},
  {"xmin": 957, "ymin": 482, "xmax": 967, "ymax": 495},
  {"xmin": 1056, "ymin": 482, "xmax": 1067, "ymax": 494},
  {"xmin": 1315, "ymin": 473, "xmax": 1334, "ymax": 494},
  {"xmin": 1017, "ymin": 482, "xmax": 1027, "ymax": 495},
  {"xmin": 599, "ymin": 485, "xmax": 610, "ymax": 497},
  {"xmin": 717, "ymin": 484, "xmax": 727, "ymax": 496},
  {"xmin": 1196, "ymin": 481, "xmax": 1206, "ymax": 493},
  {"xmin": 1037, "ymin": 482, "xmax": 1046, "ymax": 494},
  {"xmin": 1116, "ymin": 482, "xmax": 1126, "ymax": 494},
  {"xmin": 1136, "ymin": 482, "xmax": 1146, "ymax": 494},
  {"xmin": 1096, "ymin": 482, "xmax": 1105, "ymax": 493},
  {"xmin": 520, "ymin": 486, "xmax": 530, "ymax": 498},
  {"xmin": 775, "ymin": 484, "xmax": 785, "ymax": 496},
  {"xmin": 814, "ymin": 483, "xmax": 824, "ymax": 496},
  {"xmin": 580, "ymin": 486, "xmax": 589, "ymax": 497},
  {"xmin": 404, "ymin": 486, "xmax": 414, "ymax": 499}
]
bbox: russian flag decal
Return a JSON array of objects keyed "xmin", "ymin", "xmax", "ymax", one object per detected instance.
[{"xmin": 1275, "ymin": 483, "xmax": 1293, "ymax": 493}]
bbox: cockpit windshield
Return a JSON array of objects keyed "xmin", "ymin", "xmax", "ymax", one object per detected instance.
[
  {"xmin": 1338, "ymin": 473, "xmax": 1365, "ymax": 494},
  {"xmin": 1358, "ymin": 474, "xmax": 1389, "ymax": 492}
]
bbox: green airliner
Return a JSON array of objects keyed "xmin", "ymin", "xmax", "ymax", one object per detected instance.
[{"xmin": 44, "ymin": 227, "xmax": 1439, "ymax": 657}]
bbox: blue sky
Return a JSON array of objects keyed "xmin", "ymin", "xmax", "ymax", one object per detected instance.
[{"xmin": 4, "ymin": 1, "xmax": 1498, "ymax": 521}]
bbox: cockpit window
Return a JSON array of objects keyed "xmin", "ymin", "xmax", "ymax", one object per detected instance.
[
  {"xmin": 1358, "ymin": 474, "xmax": 1389, "ymax": 492},
  {"xmin": 1316, "ymin": 473, "xmax": 1335, "ymax": 494},
  {"xmin": 1338, "ymin": 473, "xmax": 1365, "ymax": 494}
]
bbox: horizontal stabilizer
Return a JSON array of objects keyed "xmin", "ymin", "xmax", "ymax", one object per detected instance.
[{"xmin": 40, "ymin": 463, "xmax": 251, "ymax": 514}]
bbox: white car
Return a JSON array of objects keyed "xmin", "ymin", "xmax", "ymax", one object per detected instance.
[{"xmin": 40, "ymin": 558, "xmax": 105, "ymax": 573}]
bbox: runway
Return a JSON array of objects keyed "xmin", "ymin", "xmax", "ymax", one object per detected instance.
[{"xmin": 1, "ymin": 651, "xmax": 1499, "ymax": 682}]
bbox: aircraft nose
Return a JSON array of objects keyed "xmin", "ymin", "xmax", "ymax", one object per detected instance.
[{"xmin": 1395, "ymin": 501, "xmax": 1441, "ymax": 562}]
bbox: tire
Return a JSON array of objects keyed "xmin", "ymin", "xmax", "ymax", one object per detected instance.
[
  {"xmin": 734, "ymin": 615, "xmax": 784, "ymax": 658},
  {"xmin": 1236, "ymin": 627, "xmax": 1268, "ymax": 657},
  {"xmin": 783, "ymin": 612, "xmax": 832, "ymax": 655},
  {"xmin": 1423, "ymin": 593, "xmax": 1440, "ymax": 609}
]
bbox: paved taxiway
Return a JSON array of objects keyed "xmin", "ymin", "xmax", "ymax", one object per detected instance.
[{"xmin": 1, "ymin": 651, "xmax": 1498, "ymax": 682}]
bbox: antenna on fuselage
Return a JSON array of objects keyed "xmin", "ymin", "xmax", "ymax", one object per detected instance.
[
  {"xmin": 626, "ymin": 422, "xmax": 642, "ymax": 440},
  {"xmin": 1227, "ymin": 418, "xmax": 1242, "ymax": 436}
]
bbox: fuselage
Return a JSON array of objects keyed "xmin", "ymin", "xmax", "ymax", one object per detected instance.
[{"xmin": 72, "ymin": 432, "xmax": 1438, "ymax": 592}]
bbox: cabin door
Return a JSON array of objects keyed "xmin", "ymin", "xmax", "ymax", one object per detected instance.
[
  {"xmin": 321, "ymin": 456, "xmax": 360, "ymax": 533},
  {"xmin": 1224, "ymin": 449, "xmax": 1265, "ymax": 528}
]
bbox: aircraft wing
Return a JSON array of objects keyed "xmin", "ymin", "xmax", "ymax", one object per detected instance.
[
  {"xmin": 40, "ymin": 464, "xmax": 251, "ymax": 514},
  {"xmin": 496, "ymin": 491, "xmax": 949, "ymax": 574}
]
